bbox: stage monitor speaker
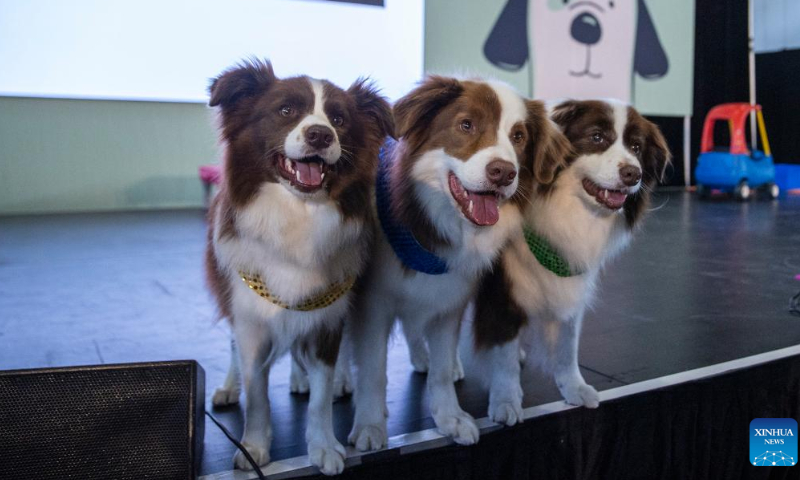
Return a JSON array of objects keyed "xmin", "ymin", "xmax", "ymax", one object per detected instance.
[{"xmin": 0, "ymin": 360, "xmax": 205, "ymax": 480}]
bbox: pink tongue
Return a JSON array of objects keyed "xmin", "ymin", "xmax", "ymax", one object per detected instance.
[
  {"xmin": 294, "ymin": 161, "xmax": 323, "ymax": 186},
  {"xmin": 600, "ymin": 189, "xmax": 628, "ymax": 209},
  {"xmin": 467, "ymin": 192, "xmax": 499, "ymax": 226}
]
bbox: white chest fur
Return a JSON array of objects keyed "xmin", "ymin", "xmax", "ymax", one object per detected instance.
[
  {"xmin": 214, "ymin": 184, "xmax": 367, "ymax": 323},
  {"xmin": 507, "ymin": 170, "xmax": 632, "ymax": 319}
]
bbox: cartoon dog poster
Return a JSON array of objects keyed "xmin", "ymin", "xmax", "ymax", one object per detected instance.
[
  {"xmin": 423, "ymin": 0, "xmax": 693, "ymax": 117},
  {"xmin": 484, "ymin": 0, "xmax": 669, "ymax": 103}
]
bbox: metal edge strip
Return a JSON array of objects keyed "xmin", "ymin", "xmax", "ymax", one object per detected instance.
[{"xmin": 199, "ymin": 344, "xmax": 800, "ymax": 480}]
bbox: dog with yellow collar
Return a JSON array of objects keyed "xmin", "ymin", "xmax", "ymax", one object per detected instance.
[{"xmin": 205, "ymin": 59, "xmax": 392, "ymax": 475}]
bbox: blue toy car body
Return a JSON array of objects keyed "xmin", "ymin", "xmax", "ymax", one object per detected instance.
[
  {"xmin": 695, "ymin": 150, "xmax": 775, "ymax": 191},
  {"xmin": 694, "ymin": 103, "xmax": 779, "ymax": 200}
]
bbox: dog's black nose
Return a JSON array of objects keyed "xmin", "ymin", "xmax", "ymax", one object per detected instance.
[
  {"xmin": 619, "ymin": 165, "xmax": 642, "ymax": 187},
  {"xmin": 570, "ymin": 12, "xmax": 602, "ymax": 46},
  {"xmin": 486, "ymin": 159, "xmax": 517, "ymax": 187},
  {"xmin": 305, "ymin": 125, "xmax": 334, "ymax": 150}
]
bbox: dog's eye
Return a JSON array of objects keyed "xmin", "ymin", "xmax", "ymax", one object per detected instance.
[
  {"xmin": 332, "ymin": 115, "xmax": 344, "ymax": 127},
  {"xmin": 279, "ymin": 105, "xmax": 294, "ymax": 117},
  {"xmin": 512, "ymin": 131, "xmax": 524, "ymax": 144},
  {"xmin": 631, "ymin": 143, "xmax": 641, "ymax": 154},
  {"xmin": 460, "ymin": 119, "xmax": 473, "ymax": 132},
  {"xmin": 591, "ymin": 132, "xmax": 603, "ymax": 144}
]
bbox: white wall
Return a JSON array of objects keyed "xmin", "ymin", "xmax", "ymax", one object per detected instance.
[{"xmin": 0, "ymin": 0, "xmax": 423, "ymax": 102}]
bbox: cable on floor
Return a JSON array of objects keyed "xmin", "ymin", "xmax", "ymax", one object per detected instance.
[{"xmin": 205, "ymin": 410, "xmax": 267, "ymax": 480}]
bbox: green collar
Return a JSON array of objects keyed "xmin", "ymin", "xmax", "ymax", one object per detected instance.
[{"xmin": 523, "ymin": 227, "xmax": 582, "ymax": 277}]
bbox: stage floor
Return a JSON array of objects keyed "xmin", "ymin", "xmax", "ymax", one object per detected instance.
[{"xmin": 1, "ymin": 191, "xmax": 799, "ymax": 478}]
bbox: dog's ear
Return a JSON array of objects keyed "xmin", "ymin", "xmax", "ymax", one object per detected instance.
[
  {"xmin": 348, "ymin": 78, "xmax": 395, "ymax": 140},
  {"xmin": 634, "ymin": 0, "xmax": 669, "ymax": 79},
  {"xmin": 483, "ymin": 0, "xmax": 529, "ymax": 71},
  {"xmin": 393, "ymin": 76, "xmax": 463, "ymax": 143},
  {"xmin": 209, "ymin": 58, "xmax": 276, "ymax": 109},
  {"xmin": 644, "ymin": 119, "xmax": 671, "ymax": 184},
  {"xmin": 550, "ymin": 100, "xmax": 582, "ymax": 130},
  {"xmin": 630, "ymin": 107, "xmax": 671, "ymax": 184},
  {"xmin": 526, "ymin": 100, "xmax": 572, "ymax": 187}
]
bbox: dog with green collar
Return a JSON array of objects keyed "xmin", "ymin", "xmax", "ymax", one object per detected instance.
[{"xmin": 470, "ymin": 99, "xmax": 671, "ymax": 425}]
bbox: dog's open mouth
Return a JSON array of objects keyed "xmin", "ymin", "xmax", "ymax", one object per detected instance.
[
  {"xmin": 276, "ymin": 154, "xmax": 329, "ymax": 193},
  {"xmin": 448, "ymin": 172, "xmax": 501, "ymax": 226},
  {"xmin": 582, "ymin": 178, "xmax": 628, "ymax": 210}
]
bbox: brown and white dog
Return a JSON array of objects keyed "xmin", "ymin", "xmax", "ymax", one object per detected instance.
[
  {"xmin": 205, "ymin": 59, "xmax": 392, "ymax": 475},
  {"xmin": 347, "ymin": 76, "xmax": 569, "ymax": 450},
  {"xmin": 471, "ymin": 99, "xmax": 670, "ymax": 425}
]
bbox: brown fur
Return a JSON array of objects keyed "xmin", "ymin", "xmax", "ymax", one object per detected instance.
[
  {"xmin": 297, "ymin": 320, "xmax": 344, "ymax": 366},
  {"xmin": 623, "ymin": 106, "xmax": 671, "ymax": 228},
  {"xmin": 517, "ymin": 100, "xmax": 573, "ymax": 200},
  {"xmin": 550, "ymin": 100, "xmax": 617, "ymax": 156},
  {"xmin": 204, "ymin": 193, "xmax": 233, "ymax": 320},
  {"xmin": 473, "ymin": 255, "xmax": 528, "ymax": 349}
]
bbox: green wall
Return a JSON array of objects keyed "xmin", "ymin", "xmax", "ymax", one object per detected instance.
[{"xmin": 0, "ymin": 97, "xmax": 218, "ymax": 215}]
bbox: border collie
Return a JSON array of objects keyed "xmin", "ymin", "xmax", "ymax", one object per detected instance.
[
  {"xmin": 347, "ymin": 76, "xmax": 570, "ymax": 450},
  {"xmin": 471, "ymin": 99, "xmax": 670, "ymax": 425},
  {"xmin": 205, "ymin": 59, "xmax": 392, "ymax": 475}
]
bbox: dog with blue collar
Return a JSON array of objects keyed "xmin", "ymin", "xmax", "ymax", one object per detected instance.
[{"xmin": 345, "ymin": 76, "xmax": 569, "ymax": 451}]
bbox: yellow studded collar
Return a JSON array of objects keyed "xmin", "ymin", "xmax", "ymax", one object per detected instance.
[{"xmin": 239, "ymin": 271, "xmax": 355, "ymax": 311}]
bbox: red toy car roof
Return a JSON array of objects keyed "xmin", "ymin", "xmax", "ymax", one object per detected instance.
[{"xmin": 700, "ymin": 103, "xmax": 762, "ymax": 155}]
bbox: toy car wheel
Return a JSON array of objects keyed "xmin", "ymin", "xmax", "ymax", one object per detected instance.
[
  {"xmin": 734, "ymin": 180, "xmax": 751, "ymax": 201},
  {"xmin": 767, "ymin": 183, "xmax": 780, "ymax": 199},
  {"xmin": 696, "ymin": 184, "xmax": 709, "ymax": 199}
]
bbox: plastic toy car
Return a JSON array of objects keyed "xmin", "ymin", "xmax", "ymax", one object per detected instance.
[{"xmin": 694, "ymin": 103, "xmax": 779, "ymax": 200}]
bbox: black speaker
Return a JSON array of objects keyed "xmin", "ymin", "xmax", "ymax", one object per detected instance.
[{"xmin": 0, "ymin": 360, "xmax": 205, "ymax": 480}]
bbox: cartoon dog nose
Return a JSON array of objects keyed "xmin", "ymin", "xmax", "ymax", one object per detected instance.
[
  {"xmin": 305, "ymin": 125, "xmax": 334, "ymax": 150},
  {"xmin": 570, "ymin": 12, "xmax": 602, "ymax": 46},
  {"xmin": 619, "ymin": 165, "xmax": 642, "ymax": 186},
  {"xmin": 486, "ymin": 159, "xmax": 517, "ymax": 187}
]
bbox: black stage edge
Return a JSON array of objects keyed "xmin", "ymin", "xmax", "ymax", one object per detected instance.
[{"xmin": 202, "ymin": 347, "xmax": 800, "ymax": 480}]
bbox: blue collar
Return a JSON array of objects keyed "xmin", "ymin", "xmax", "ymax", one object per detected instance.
[{"xmin": 376, "ymin": 138, "xmax": 449, "ymax": 275}]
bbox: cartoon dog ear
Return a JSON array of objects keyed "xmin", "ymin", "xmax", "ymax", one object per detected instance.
[
  {"xmin": 393, "ymin": 76, "xmax": 463, "ymax": 144},
  {"xmin": 526, "ymin": 100, "xmax": 572, "ymax": 187},
  {"xmin": 209, "ymin": 58, "xmax": 276, "ymax": 109},
  {"xmin": 483, "ymin": 0, "xmax": 529, "ymax": 71},
  {"xmin": 348, "ymin": 78, "xmax": 395, "ymax": 140},
  {"xmin": 634, "ymin": 0, "xmax": 669, "ymax": 79}
]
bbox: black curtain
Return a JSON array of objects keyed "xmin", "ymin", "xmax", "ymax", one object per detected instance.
[
  {"xmin": 649, "ymin": 0, "xmax": 749, "ymax": 186},
  {"xmin": 756, "ymin": 49, "xmax": 800, "ymax": 165}
]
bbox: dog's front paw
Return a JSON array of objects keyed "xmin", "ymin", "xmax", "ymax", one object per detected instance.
[
  {"xmin": 433, "ymin": 410, "xmax": 479, "ymax": 445},
  {"xmin": 212, "ymin": 387, "xmax": 240, "ymax": 407},
  {"xmin": 348, "ymin": 423, "xmax": 387, "ymax": 451},
  {"xmin": 309, "ymin": 441, "xmax": 346, "ymax": 476},
  {"xmin": 290, "ymin": 370, "xmax": 310, "ymax": 394},
  {"xmin": 489, "ymin": 399, "xmax": 523, "ymax": 426},
  {"xmin": 558, "ymin": 379, "xmax": 600, "ymax": 408},
  {"xmin": 233, "ymin": 442, "xmax": 270, "ymax": 470}
]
